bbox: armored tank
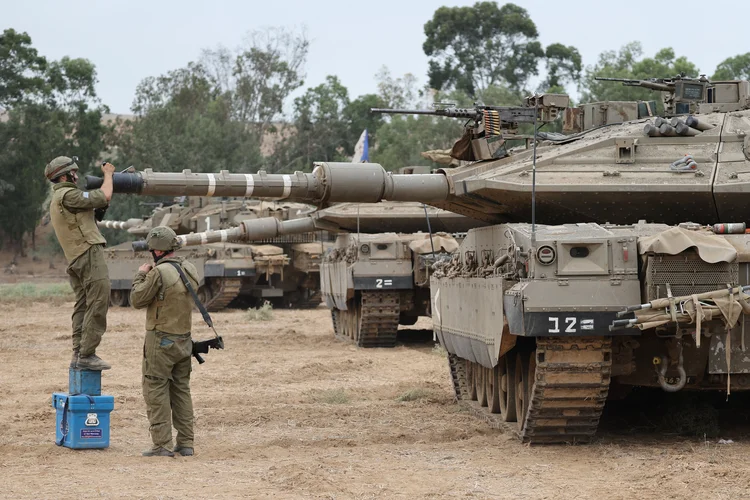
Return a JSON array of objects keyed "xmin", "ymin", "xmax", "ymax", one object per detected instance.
[
  {"xmin": 132, "ymin": 201, "xmax": 475, "ymax": 347},
  {"xmin": 99, "ymin": 197, "xmax": 297, "ymax": 310},
  {"xmin": 91, "ymin": 79, "xmax": 750, "ymax": 443}
]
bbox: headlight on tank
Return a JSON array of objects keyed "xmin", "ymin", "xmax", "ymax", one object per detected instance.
[
  {"xmin": 360, "ymin": 244, "xmax": 370, "ymax": 255},
  {"xmin": 537, "ymin": 245, "xmax": 556, "ymax": 265}
]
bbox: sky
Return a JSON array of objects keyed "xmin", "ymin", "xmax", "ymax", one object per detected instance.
[{"xmin": 3, "ymin": 0, "xmax": 746, "ymax": 114}]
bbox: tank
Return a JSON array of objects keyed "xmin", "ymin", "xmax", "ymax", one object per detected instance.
[
  {"xmin": 134, "ymin": 201, "xmax": 473, "ymax": 347},
  {"xmin": 92, "ymin": 78, "xmax": 750, "ymax": 443},
  {"xmin": 104, "ymin": 240, "xmax": 288, "ymax": 312},
  {"xmin": 99, "ymin": 197, "xmax": 306, "ymax": 310}
]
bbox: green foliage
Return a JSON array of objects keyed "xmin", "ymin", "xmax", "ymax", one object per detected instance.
[
  {"xmin": 246, "ymin": 300, "xmax": 274, "ymax": 321},
  {"xmin": 423, "ymin": 2, "xmax": 543, "ymax": 95},
  {"xmin": 712, "ymin": 53, "xmax": 750, "ymax": 80},
  {"xmin": 370, "ymin": 115, "xmax": 461, "ymax": 171},
  {"xmin": 0, "ymin": 29, "xmax": 109, "ymax": 253},
  {"xmin": 580, "ymin": 42, "xmax": 700, "ymax": 112},
  {"xmin": 0, "ymin": 29, "xmax": 47, "ymax": 107},
  {"xmin": 542, "ymin": 43, "xmax": 582, "ymax": 90}
]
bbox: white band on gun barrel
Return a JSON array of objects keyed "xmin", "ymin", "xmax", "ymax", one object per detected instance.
[
  {"xmin": 177, "ymin": 235, "xmax": 187, "ymax": 245},
  {"xmin": 201, "ymin": 233, "xmax": 208, "ymax": 245},
  {"xmin": 220, "ymin": 230, "xmax": 228, "ymax": 242},
  {"xmin": 207, "ymin": 173, "xmax": 216, "ymax": 196},
  {"xmin": 244, "ymin": 174, "xmax": 254, "ymax": 197},
  {"xmin": 282, "ymin": 175, "xmax": 291, "ymax": 198}
]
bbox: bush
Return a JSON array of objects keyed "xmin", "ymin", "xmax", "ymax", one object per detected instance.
[
  {"xmin": 313, "ymin": 388, "xmax": 350, "ymax": 404},
  {"xmin": 246, "ymin": 300, "xmax": 274, "ymax": 321},
  {"xmin": 397, "ymin": 388, "xmax": 431, "ymax": 402}
]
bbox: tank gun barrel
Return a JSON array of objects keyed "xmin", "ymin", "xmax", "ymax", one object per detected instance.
[
  {"xmin": 132, "ymin": 217, "xmax": 321, "ymax": 252},
  {"xmin": 370, "ymin": 107, "xmax": 482, "ymax": 120},
  {"xmin": 86, "ymin": 162, "xmax": 451, "ymax": 204},
  {"xmin": 97, "ymin": 218, "xmax": 142, "ymax": 230},
  {"xmin": 593, "ymin": 77, "xmax": 673, "ymax": 93}
]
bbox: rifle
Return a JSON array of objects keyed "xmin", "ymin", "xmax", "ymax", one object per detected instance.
[{"xmin": 192, "ymin": 337, "xmax": 224, "ymax": 364}]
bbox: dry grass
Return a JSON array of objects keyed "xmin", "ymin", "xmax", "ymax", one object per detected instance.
[
  {"xmin": 0, "ymin": 282, "xmax": 73, "ymax": 303},
  {"xmin": 397, "ymin": 388, "xmax": 432, "ymax": 402},
  {"xmin": 311, "ymin": 388, "xmax": 351, "ymax": 404}
]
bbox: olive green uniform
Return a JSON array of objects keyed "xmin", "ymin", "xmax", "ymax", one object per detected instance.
[
  {"xmin": 131, "ymin": 257, "xmax": 199, "ymax": 451},
  {"xmin": 49, "ymin": 182, "xmax": 110, "ymax": 357}
]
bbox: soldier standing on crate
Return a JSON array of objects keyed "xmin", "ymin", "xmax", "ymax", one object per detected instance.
[
  {"xmin": 46, "ymin": 156, "xmax": 115, "ymax": 371},
  {"xmin": 130, "ymin": 226, "xmax": 198, "ymax": 457}
]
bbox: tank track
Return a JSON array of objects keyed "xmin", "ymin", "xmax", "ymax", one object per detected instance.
[
  {"xmin": 204, "ymin": 278, "xmax": 242, "ymax": 312},
  {"xmin": 448, "ymin": 337, "xmax": 611, "ymax": 444},
  {"xmin": 330, "ymin": 291, "xmax": 401, "ymax": 348},
  {"xmin": 357, "ymin": 291, "xmax": 401, "ymax": 348},
  {"xmin": 295, "ymin": 289, "xmax": 322, "ymax": 309}
]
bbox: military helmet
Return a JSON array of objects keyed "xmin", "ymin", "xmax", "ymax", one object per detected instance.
[
  {"xmin": 146, "ymin": 226, "xmax": 179, "ymax": 251},
  {"xmin": 44, "ymin": 156, "xmax": 79, "ymax": 180}
]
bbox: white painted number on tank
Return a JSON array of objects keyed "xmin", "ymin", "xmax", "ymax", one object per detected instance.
[
  {"xmin": 548, "ymin": 317, "xmax": 578, "ymax": 333},
  {"xmin": 205, "ymin": 216, "xmax": 211, "ymax": 231},
  {"xmin": 375, "ymin": 279, "xmax": 393, "ymax": 288},
  {"xmin": 565, "ymin": 317, "xmax": 577, "ymax": 333}
]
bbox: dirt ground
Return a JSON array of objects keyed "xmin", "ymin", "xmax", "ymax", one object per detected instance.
[{"xmin": 3, "ymin": 301, "xmax": 750, "ymax": 499}]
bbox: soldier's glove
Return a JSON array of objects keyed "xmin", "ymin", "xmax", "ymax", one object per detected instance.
[{"xmin": 94, "ymin": 206, "xmax": 108, "ymax": 222}]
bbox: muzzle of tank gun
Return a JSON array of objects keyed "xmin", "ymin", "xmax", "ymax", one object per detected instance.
[
  {"xmin": 85, "ymin": 173, "xmax": 144, "ymax": 193},
  {"xmin": 86, "ymin": 163, "xmax": 450, "ymax": 204}
]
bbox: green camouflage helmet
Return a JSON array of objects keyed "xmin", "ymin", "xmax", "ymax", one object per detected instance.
[
  {"xmin": 44, "ymin": 156, "xmax": 79, "ymax": 180},
  {"xmin": 146, "ymin": 226, "xmax": 179, "ymax": 251}
]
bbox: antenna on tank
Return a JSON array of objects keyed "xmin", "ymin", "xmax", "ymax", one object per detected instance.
[{"xmin": 531, "ymin": 94, "xmax": 539, "ymax": 248}]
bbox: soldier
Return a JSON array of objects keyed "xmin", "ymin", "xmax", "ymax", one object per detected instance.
[
  {"xmin": 130, "ymin": 226, "xmax": 198, "ymax": 458},
  {"xmin": 46, "ymin": 156, "xmax": 115, "ymax": 371}
]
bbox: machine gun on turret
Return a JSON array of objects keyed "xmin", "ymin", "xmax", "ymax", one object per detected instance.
[
  {"xmin": 371, "ymin": 94, "xmax": 569, "ymax": 162},
  {"xmin": 594, "ymin": 74, "xmax": 710, "ymax": 115}
]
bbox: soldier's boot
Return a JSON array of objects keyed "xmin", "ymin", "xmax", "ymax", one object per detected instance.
[
  {"xmin": 173, "ymin": 446, "xmax": 194, "ymax": 456},
  {"xmin": 76, "ymin": 354, "xmax": 112, "ymax": 371},
  {"xmin": 142, "ymin": 446, "xmax": 175, "ymax": 457},
  {"xmin": 70, "ymin": 349, "xmax": 79, "ymax": 369}
]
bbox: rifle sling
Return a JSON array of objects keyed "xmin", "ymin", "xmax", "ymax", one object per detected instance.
[{"xmin": 166, "ymin": 261, "xmax": 214, "ymax": 330}]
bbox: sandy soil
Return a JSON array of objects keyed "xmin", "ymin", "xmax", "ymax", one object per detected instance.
[{"xmin": 2, "ymin": 302, "xmax": 750, "ymax": 500}]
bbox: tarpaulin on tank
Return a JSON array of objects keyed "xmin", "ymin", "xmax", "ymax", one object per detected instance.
[
  {"xmin": 638, "ymin": 227, "xmax": 737, "ymax": 263},
  {"xmin": 249, "ymin": 244, "xmax": 284, "ymax": 256},
  {"xmin": 292, "ymin": 242, "xmax": 326, "ymax": 255},
  {"xmin": 407, "ymin": 234, "xmax": 459, "ymax": 255},
  {"xmin": 321, "ymin": 261, "xmax": 350, "ymax": 311}
]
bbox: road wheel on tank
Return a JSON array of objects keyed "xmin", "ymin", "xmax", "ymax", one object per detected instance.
[
  {"xmin": 514, "ymin": 350, "xmax": 532, "ymax": 430},
  {"xmin": 110, "ymin": 289, "xmax": 129, "ymax": 307},
  {"xmin": 477, "ymin": 365, "xmax": 489, "ymax": 407},
  {"xmin": 499, "ymin": 354, "xmax": 517, "ymax": 422},
  {"xmin": 465, "ymin": 360, "xmax": 478, "ymax": 401},
  {"xmin": 486, "ymin": 365, "xmax": 501, "ymax": 414}
]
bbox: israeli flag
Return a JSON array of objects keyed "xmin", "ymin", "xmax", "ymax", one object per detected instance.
[{"xmin": 352, "ymin": 129, "xmax": 369, "ymax": 162}]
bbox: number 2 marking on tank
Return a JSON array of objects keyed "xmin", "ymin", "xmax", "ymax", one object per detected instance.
[{"xmin": 375, "ymin": 279, "xmax": 393, "ymax": 288}]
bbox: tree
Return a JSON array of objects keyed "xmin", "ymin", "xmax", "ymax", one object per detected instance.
[
  {"xmin": 423, "ymin": 2, "xmax": 544, "ymax": 95},
  {"xmin": 581, "ymin": 42, "xmax": 699, "ymax": 110},
  {"xmin": 0, "ymin": 29, "xmax": 47, "ymax": 107},
  {"xmin": 200, "ymin": 27, "xmax": 309, "ymax": 136},
  {"xmin": 270, "ymin": 76, "xmax": 352, "ymax": 173},
  {"xmin": 542, "ymin": 43, "xmax": 582, "ymax": 91},
  {"xmin": 0, "ymin": 52, "xmax": 108, "ymax": 253},
  {"xmin": 713, "ymin": 53, "xmax": 750, "ymax": 81}
]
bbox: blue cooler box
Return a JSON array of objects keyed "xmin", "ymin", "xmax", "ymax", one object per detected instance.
[
  {"xmin": 52, "ymin": 392, "xmax": 114, "ymax": 449},
  {"xmin": 68, "ymin": 368, "xmax": 102, "ymax": 395}
]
